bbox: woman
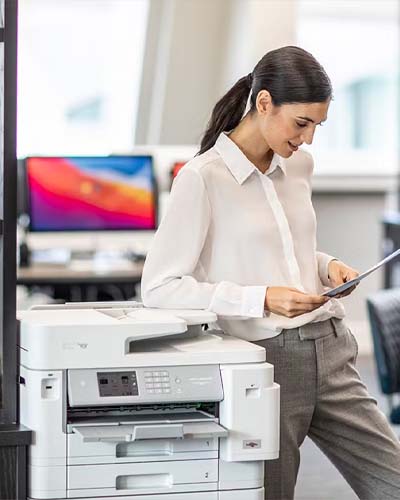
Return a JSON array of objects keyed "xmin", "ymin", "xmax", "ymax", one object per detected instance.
[{"xmin": 141, "ymin": 46, "xmax": 400, "ymax": 499}]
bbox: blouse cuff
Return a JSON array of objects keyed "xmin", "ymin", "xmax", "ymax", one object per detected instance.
[
  {"xmin": 317, "ymin": 252, "xmax": 338, "ymax": 287},
  {"xmin": 241, "ymin": 286, "xmax": 267, "ymax": 318}
]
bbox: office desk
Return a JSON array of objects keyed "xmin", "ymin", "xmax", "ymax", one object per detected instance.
[{"xmin": 17, "ymin": 261, "xmax": 144, "ymax": 302}]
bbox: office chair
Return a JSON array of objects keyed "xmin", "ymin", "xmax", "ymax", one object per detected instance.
[{"xmin": 367, "ymin": 288, "xmax": 400, "ymax": 424}]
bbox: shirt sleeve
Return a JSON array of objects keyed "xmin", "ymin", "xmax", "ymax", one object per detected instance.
[
  {"xmin": 316, "ymin": 251, "xmax": 337, "ymax": 287},
  {"xmin": 141, "ymin": 167, "xmax": 266, "ymax": 318}
]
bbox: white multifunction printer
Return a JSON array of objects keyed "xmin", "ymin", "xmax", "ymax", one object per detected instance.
[{"xmin": 18, "ymin": 302, "xmax": 280, "ymax": 500}]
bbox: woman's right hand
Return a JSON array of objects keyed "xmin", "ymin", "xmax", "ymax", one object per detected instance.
[{"xmin": 265, "ymin": 287, "xmax": 330, "ymax": 318}]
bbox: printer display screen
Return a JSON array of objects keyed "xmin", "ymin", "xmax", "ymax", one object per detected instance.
[{"xmin": 97, "ymin": 371, "xmax": 138, "ymax": 397}]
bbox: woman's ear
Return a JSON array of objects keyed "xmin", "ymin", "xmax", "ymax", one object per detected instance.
[{"xmin": 256, "ymin": 90, "xmax": 273, "ymax": 115}]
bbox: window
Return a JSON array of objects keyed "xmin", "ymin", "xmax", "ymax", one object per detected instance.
[
  {"xmin": 297, "ymin": 0, "xmax": 399, "ymax": 174},
  {"xmin": 17, "ymin": 0, "xmax": 149, "ymax": 156}
]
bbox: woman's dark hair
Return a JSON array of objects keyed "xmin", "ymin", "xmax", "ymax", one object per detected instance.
[{"xmin": 198, "ymin": 46, "xmax": 332, "ymax": 155}]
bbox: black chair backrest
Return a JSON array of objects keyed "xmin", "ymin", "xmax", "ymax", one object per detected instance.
[{"xmin": 367, "ymin": 288, "xmax": 400, "ymax": 394}]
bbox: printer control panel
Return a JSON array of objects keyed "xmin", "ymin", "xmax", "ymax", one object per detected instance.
[
  {"xmin": 68, "ymin": 365, "xmax": 223, "ymax": 407},
  {"xmin": 97, "ymin": 370, "xmax": 171, "ymax": 396},
  {"xmin": 97, "ymin": 371, "xmax": 139, "ymax": 397}
]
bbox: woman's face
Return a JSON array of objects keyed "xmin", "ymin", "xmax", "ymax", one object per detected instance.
[{"xmin": 256, "ymin": 92, "xmax": 330, "ymax": 158}]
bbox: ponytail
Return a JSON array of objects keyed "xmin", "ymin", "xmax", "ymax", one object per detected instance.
[{"xmin": 197, "ymin": 74, "xmax": 252, "ymax": 156}]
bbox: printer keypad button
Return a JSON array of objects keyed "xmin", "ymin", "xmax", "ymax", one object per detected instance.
[
  {"xmin": 161, "ymin": 371, "xmax": 169, "ymax": 376},
  {"xmin": 147, "ymin": 389, "xmax": 155, "ymax": 394},
  {"xmin": 161, "ymin": 383, "xmax": 170, "ymax": 388},
  {"xmin": 155, "ymin": 389, "xmax": 163, "ymax": 394},
  {"xmin": 154, "ymin": 383, "xmax": 162, "ymax": 388},
  {"xmin": 162, "ymin": 389, "xmax": 170, "ymax": 393},
  {"xmin": 146, "ymin": 383, "xmax": 154, "ymax": 388}
]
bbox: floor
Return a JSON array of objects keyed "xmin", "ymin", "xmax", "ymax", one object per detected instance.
[{"xmin": 295, "ymin": 355, "xmax": 400, "ymax": 499}]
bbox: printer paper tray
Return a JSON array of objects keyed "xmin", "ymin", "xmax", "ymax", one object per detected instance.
[
  {"xmin": 72, "ymin": 420, "xmax": 228, "ymax": 443},
  {"xmin": 67, "ymin": 459, "xmax": 218, "ymax": 497},
  {"xmin": 68, "ymin": 432, "xmax": 220, "ymax": 465}
]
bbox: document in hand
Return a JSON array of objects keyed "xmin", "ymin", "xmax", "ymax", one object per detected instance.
[{"xmin": 322, "ymin": 248, "xmax": 400, "ymax": 298}]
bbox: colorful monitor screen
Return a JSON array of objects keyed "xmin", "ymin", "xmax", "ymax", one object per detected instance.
[{"xmin": 26, "ymin": 156, "xmax": 157, "ymax": 231}]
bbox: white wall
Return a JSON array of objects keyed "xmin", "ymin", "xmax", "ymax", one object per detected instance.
[{"xmin": 135, "ymin": 0, "xmax": 231, "ymax": 145}]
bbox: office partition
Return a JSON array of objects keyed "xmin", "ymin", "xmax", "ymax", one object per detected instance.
[{"xmin": 0, "ymin": 0, "xmax": 17, "ymax": 427}]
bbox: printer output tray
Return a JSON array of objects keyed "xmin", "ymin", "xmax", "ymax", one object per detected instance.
[
  {"xmin": 69, "ymin": 409, "xmax": 227, "ymax": 443},
  {"xmin": 72, "ymin": 420, "xmax": 227, "ymax": 443}
]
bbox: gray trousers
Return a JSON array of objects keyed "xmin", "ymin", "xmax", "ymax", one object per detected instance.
[{"xmin": 254, "ymin": 318, "xmax": 400, "ymax": 500}]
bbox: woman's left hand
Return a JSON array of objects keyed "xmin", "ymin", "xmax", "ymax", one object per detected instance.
[{"xmin": 327, "ymin": 260, "xmax": 360, "ymax": 298}]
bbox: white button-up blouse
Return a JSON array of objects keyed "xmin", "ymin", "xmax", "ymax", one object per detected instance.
[{"xmin": 141, "ymin": 132, "xmax": 345, "ymax": 341}]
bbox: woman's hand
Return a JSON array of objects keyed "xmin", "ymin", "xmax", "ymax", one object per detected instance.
[
  {"xmin": 265, "ymin": 287, "xmax": 329, "ymax": 318},
  {"xmin": 327, "ymin": 260, "xmax": 360, "ymax": 298}
]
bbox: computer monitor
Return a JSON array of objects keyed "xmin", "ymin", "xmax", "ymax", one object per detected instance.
[{"xmin": 25, "ymin": 155, "xmax": 157, "ymax": 232}]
